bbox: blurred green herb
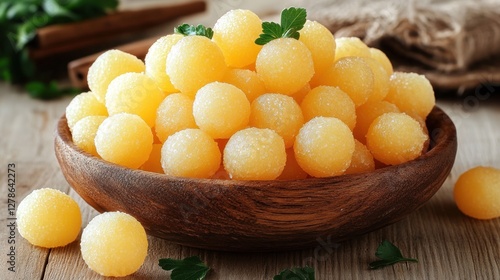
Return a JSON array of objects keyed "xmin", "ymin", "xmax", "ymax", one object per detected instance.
[
  {"xmin": 159, "ymin": 256, "xmax": 210, "ymax": 280},
  {"xmin": 174, "ymin": 23, "xmax": 214, "ymax": 39},
  {"xmin": 0, "ymin": 0, "xmax": 118, "ymax": 99},
  {"xmin": 369, "ymin": 240, "xmax": 418, "ymax": 269},
  {"xmin": 255, "ymin": 7, "xmax": 307, "ymax": 45},
  {"xmin": 273, "ymin": 266, "xmax": 315, "ymax": 280}
]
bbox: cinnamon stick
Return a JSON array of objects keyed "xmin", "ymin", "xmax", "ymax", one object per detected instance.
[
  {"xmin": 35, "ymin": 1, "xmax": 205, "ymax": 49},
  {"xmin": 67, "ymin": 36, "xmax": 159, "ymax": 89}
]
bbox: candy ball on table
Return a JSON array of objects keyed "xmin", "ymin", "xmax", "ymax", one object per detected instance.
[
  {"xmin": 161, "ymin": 128, "xmax": 221, "ymax": 178},
  {"xmin": 294, "ymin": 117, "xmax": 355, "ymax": 177},
  {"xmin": 87, "ymin": 49, "xmax": 145, "ymax": 103},
  {"xmin": 454, "ymin": 166, "xmax": 500, "ymax": 220},
  {"xmin": 366, "ymin": 112, "xmax": 428, "ymax": 165},
  {"xmin": 17, "ymin": 188, "xmax": 81, "ymax": 248},
  {"xmin": 224, "ymin": 127, "xmax": 286, "ymax": 180},
  {"xmin": 80, "ymin": 212, "xmax": 148, "ymax": 277},
  {"xmin": 193, "ymin": 82, "xmax": 250, "ymax": 139},
  {"xmin": 94, "ymin": 113, "xmax": 153, "ymax": 169}
]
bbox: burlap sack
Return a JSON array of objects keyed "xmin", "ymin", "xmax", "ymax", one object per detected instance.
[{"xmin": 302, "ymin": 0, "xmax": 500, "ymax": 93}]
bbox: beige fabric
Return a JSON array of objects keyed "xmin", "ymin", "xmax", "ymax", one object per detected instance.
[{"xmin": 302, "ymin": 0, "xmax": 500, "ymax": 92}]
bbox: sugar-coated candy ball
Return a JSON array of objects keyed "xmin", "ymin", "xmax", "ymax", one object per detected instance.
[
  {"xmin": 87, "ymin": 50, "xmax": 145, "ymax": 102},
  {"xmin": 17, "ymin": 188, "xmax": 81, "ymax": 248},
  {"xmin": 299, "ymin": 20, "xmax": 336, "ymax": 74},
  {"xmin": 385, "ymin": 72, "xmax": 435, "ymax": 119},
  {"xmin": 193, "ymin": 82, "xmax": 250, "ymax": 139},
  {"xmin": 72, "ymin": 116, "xmax": 107, "ymax": 156},
  {"xmin": 144, "ymin": 34, "xmax": 183, "ymax": 93},
  {"xmin": 140, "ymin": 144, "xmax": 164, "ymax": 173},
  {"xmin": 80, "ymin": 212, "xmax": 148, "ymax": 277},
  {"xmin": 256, "ymin": 38, "xmax": 314, "ymax": 95},
  {"xmin": 161, "ymin": 129, "xmax": 221, "ymax": 178},
  {"xmin": 294, "ymin": 117, "xmax": 355, "ymax": 177},
  {"xmin": 300, "ymin": 86, "xmax": 356, "ymax": 130},
  {"xmin": 334, "ymin": 37, "xmax": 370, "ymax": 61},
  {"xmin": 277, "ymin": 149, "xmax": 309, "ymax": 180},
  {"xmin": 291, "ymin": 83, "xmax": 311, "ymax": 105},
  {"xmin": 314, "ymin": 56, "xmax": 374, "ymax": 107},
  {"xmin": 155, "ymin": 93, "xmax": 197, "ymax": 142},
  {"xmin": 222, "ymin": 69, "xmax": 266, "ymax": 102},
  {"xmin": 454, "ymin": 166, "xmax": 500, "ymax": 220},
  {"xmin": 353, "ymin": 101, "xmax": 400, "ymax": 143},
  {"xmin": 95, "ymin": 113, "xmax": 153, "ymax": 169},
  {"xmin": 366, "ymin": 112, "xmax": 428, "ymax": 165},
  {"xmin": 344, "ymin": 140, "xmax": 375, "ymax": 175},
  {"xmin": 66, "ymin": 91, "xmax": 107, "ymax": 131},
  {"xmin": 369, "ymin": 47, "xmax": 393, "ymax": 75},
  {"xmin": 250, "ymin": 93, "xmax": 304, "ymax": 148},
  {"xmin": 363, "ymin": 57, "xmax": 390, "ymax": 103},
  {"xmin": 105, "ymin": 72, "xmax": 164, "ymax": 127},
  {"xmin": 224, "ymin": 127, "xmax": 286, "ymax": 180},
  {"xmin": 166, "ymin": 36, "xmax": 227, "ymax": 97},
  {"xmin": 213, "ymin": 9, "xmax": 262, "ymax": 68}
]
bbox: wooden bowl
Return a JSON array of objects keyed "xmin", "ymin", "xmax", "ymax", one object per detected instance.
[{"xmin": 54, "ymin": 106, "xmax": 457, "ymax": 252}]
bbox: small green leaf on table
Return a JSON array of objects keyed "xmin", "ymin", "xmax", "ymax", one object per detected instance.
[
  {"xmin": 273, "ymin": 266, "xmax": 315, "ymax": 280},
  {"xmin": 369, "ymin": 240, "xmax": 418, "ymax": 269},
  {"xmin": 159, "ymin": 256, "xmax": 210, "ymax": 280}
]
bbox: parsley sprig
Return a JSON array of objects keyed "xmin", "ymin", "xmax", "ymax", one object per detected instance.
[
  {"xmin": 255, "ymin": 7, "xmax": 307, "ymax": 45},
  {"xmin": 274, "ymin": 266, "xmax": 315, "ymax": 280},
  {"xmin": 369, "ymin": 240, "xmax": 418, "ymax": 269},
  {"xmin": 159, "ymin": 256, "xmax": 210, "ymax": 280},
  {"xmin": 174, "ymin": 24, "xmax": 214, "ymax": 39}
]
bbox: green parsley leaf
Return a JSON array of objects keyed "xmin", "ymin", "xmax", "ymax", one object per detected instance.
[
  {"xmin": 273, "ymin": 266, "xmax": 315, "ymax": 280},
  {"xmin": 255, "ymin": 7, "xmax": 307, "ymax": 45},
  {"xmin": 369, "ymin": 240, "xmax": 418, "ymax": 269},
  {"xmin": 174, "ymin": 24, "xmax": 214, "ymax": 39},
  {"xmin": 159, "ymin": 256, "xmax": 210, "ymax": 280}
]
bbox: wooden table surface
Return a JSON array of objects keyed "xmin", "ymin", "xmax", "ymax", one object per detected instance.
[{"xmin": 1, "ymin": 84, "xmax": 500, "ymax": 280}]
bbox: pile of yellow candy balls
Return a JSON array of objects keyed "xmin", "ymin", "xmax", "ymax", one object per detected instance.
[{"xmin": 16, "ymin": 7, "xmax": 500, "ymax": 278}]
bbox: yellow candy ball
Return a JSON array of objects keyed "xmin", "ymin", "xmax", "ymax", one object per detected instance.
[
  {"xmin": 161, "ymin": 129, "xmax": 221, "ymax": 178},
  {"xmin": 72, "ymin": 116, "xmax": 107, "ymax": 156},
  {"xmin": 277, "ymin": 149, "xmax": 309, "ymax": 180},
  {"xmin": 366, "ymin": 112, "xmax": 428, "ymax": 165},
  {"xmin": 300, "ymin": 86, "xmax": 356, "ymax": 130},
  {"xmin": 344, "ymin": 140, "xmax": 375, "ymax": 175},
  {"xmin": 213, "ymin": 9, "xmax": 262, "ymax": 68},
  {"xmin": 166, "ymin": 36, "xmax": 227, "ymax": 97},
  {"xmin": 314, "ymin": 56, "xmax": 374, "ymax": 107},
  {"xmin": 80, "ymin": 212, "xmax": 148, "ymax": 277},
  {"xmin": 193, "ymin": 82, "xmax": 250, "ymax": 139},
  {"xmin": 250, "ymin": 93, "xmax": 304, "ymax": 148},
  {"xmin": 66, "ymin": 91, "xmax": 107, "ymax": 131},
  {"xmin": 155, "ymin": 93, "xmax": 197, "ymax": 143},
  {"xmin": 87, "ymin": 50, "xmax": 145, "ymax": 102},
  {"xmin": 17, "ymin": 188, "xmax": 81, "ymax": 248},
  {"xmin": 363, "ymin": 57, "xmax": 390, "ymax": 103},
  {"xmin": 144, "ymin": 34, "xmax": 183, "ymax": 93},
  {"xmin": 224, "ymin": 127, "xmax": 286, "ymax": 180},
  {"xmin": 105, "ymin": 72, "xmax": 164, "ymax": 128},
  {"xmin": 334, "ymin": 37, "xmax": 370, "ymax": 61},
  {"xmin": 95, "ymin": 113, "xmax": 153, "ymax": 169},
  {"xmin": 222, "ymin": 69, "xmax": 266, "ymax": 102},
  {"xmin": 385, "ymin": 72, "xmax": 435, "ymax": 119},
  {"xmin": 299, "ymin": 20, "xmax": 336, "ymax": 74},
  {"xmin": 369, "ymin": 47, "xmax": 393, "ymax": 75},
  {"xmin": 294, "ymin": 117, "xmax": 355, "ymax": 177},
  {"xmin": 256, "ymin": 38, "xmax": 314, "ymax": 95},
  {"xmin": 353, "ymin": 101, "xmax": 400, "ymax": 143},
  {"xmin": 454, "ymin": 166, "xmax": 500, "ymax": 220},
  {"xmin": 291, "ymin": 83, "xmax": 311, "ymax": 105}
]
